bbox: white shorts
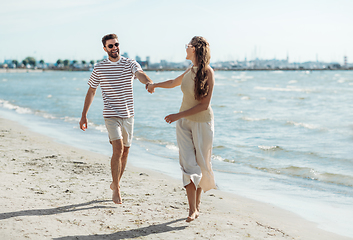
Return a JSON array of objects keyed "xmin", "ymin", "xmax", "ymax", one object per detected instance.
[{"xmin": 104, "ymin": 117, "xmax": 134, "ymax": 147}]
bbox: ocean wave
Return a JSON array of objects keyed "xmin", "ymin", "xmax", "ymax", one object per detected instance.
[
  {"xmin": 212, "ymin": 155, "xmax": 235, "ymax": 163},
  {"xmin": 286, "ymin": 121, "xmax": 321, "ymax": 130},
  {"xmin": 258, "ymin": 145, "xmax": 282, "ymax": 151},
  {"xmin": 134, "ymin": 137, "xmax": 179, "ymax": 152},
  {"xmin": 0, "ymin": 99, "xmax": 33, "ymax": 114},
  {"xmin": 41, "ymin": 113, "xmax": 56, "ymax": 119},
  {"xmin": 166, "ymin": 144, "xmax": 179, "ymax": 151},
  {"xmin": 255, "ymin": 165, "xmax": 353, "ymax": 187},
  {"xmin": 242, "ymin": 116, "xmax": 268, "ymax": 121},
  {"xmin": 231, "ymin": 74, "xmax": 254, "ymax": 80},
  {"xmin": 0, "ymin": 99, "xmax": 106, "ymax": 133},
  {"xmin": 93, "ymin": 124, "xmax": 108, "ymax": 133},
  {"xmin": 70, "ymin": 122, "xmax": 106, "ymax": 133},
  {"xmin": 63, "ymin": 116, "xmax": 81, "ymax": 123},
  {"xmin": 337, "ymin": 78, "xmax": 347, "ymax": 83},
  {"xmin": 255, "ymin": 86, "xmax": 313, "ymax": 93},
  {"xmin": 214, "ymin": 74, "xmax": 227, "ymax": 80}
]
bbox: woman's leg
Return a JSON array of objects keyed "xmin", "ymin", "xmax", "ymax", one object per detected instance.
[
  {"xmin": 196, "ymin": 187, "xmax": 202, "ymax": 214},
  {"xmin": 185, "ymin": 182, "xmax": 199, "ymax": 222}
]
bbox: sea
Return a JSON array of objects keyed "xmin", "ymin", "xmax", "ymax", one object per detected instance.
[{"xmin": 0, "ymin": 69, "xmax": 352, "ymax": 238}]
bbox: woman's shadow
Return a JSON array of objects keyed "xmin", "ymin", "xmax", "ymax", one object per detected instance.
[
  {"xmin": 54, "ymin": 218, "xmax": 187, "ymax": 240},
  {"xmin": 0, "ymin": 200, "xmax": 188, "ymax": 239}
]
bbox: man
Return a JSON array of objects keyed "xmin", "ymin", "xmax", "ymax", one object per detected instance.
[{"xmin": 79, "ymin": 33, "xmax": 153, "ymax": 204}]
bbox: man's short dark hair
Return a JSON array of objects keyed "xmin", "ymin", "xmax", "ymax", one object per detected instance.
[{"xmin": 102, "ymin": 34, "xmax": 118, "ymax": 47}]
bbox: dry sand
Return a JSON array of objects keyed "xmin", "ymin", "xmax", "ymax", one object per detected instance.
[{"xmin": 0, "ymin": 117, "xmax": 351, "ymax": 240}]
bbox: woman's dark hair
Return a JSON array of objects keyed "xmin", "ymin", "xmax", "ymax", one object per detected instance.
[
  {"xmin": 190, "ymin": 36, "xmax": 211, "ymax": 100},
  {"xmin": 102, "ymin": 34, "xmax": 118, "ymax": 47}
]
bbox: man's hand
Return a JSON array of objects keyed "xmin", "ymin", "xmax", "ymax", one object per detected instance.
[
  {"xmin": 146, "ymin": 83, "xmax": 155, "ymax": 94},
  {"xmin": 79, "ymin": 116, "xmax": 88, "ymax": 131}
]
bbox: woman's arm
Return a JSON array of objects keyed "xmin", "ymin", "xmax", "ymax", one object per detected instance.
[
  {"xmin": 165, "ymin": 66, "xmax": 215, "ymax": 124},
  {"xmin": 147, "ymin": 66, "xmax": 192, "ymax": 93}
]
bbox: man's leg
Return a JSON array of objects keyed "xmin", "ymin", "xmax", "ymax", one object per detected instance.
[
  {"xmin": 110, "ymin": 139, "xmax": 123, "ymax": 204},
  {"xmin": 119, "ymin": 146, "xmax": 130, "ymax": 182}
]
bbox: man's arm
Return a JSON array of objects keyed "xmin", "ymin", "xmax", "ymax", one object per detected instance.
[
  {"xmin": 135, "ymin": 71, "xmax": 153, "ymax": 92},
  {"xmin": 79, "ymin": 87, "xmax": 97, "ymax": 131}
]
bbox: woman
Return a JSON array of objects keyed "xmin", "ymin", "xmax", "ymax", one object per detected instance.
[{"xmin": 147, "ymin": 36, "xmax": 216, "ymax": 222}]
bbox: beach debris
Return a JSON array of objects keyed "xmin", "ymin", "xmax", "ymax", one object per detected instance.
[
  {"xmin": 73, "ymin": 161, "xmax": 84, "ymax": 164},
  {"xmin": 169, "ymin": 205, "xmax": 180, "ymax": 209},
  {"xmin": 139, "ymin": 172, "xmax": 149, "ymax": 176},
  {"xmin": 256, "ymin": 221, "xmax": 288, "ymax": 237}
]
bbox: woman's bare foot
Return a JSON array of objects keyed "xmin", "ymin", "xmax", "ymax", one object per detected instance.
[
  {"xmin": 196, "ymin": 205, "xmax": 200, "ymax": 218},
  {"xmin": 112, "ymin": 188, "xmax": 122, "ymax": 204},
  {"xmin": 186, "ymin": 210, "xmax": 199, "ymax": 222},
  {"xmin": 110, "ymin": 183, "xmax": 122, "ymax": 204}
]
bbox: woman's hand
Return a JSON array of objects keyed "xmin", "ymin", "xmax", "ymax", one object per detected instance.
[
  {"xmin": 164, "ymin": 113, "xmax": 180, "ymax": 124},
  {"xmin": 146, "ymin": 83, "xmax": 155, "ymax": 93}
]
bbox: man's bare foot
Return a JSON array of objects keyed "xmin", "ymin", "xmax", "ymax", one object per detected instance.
[
  {"xmin": 186, "ymin": 210, "xmax": 199, "ymax": 222},
  {"xmin": 110, "ymin": 182, "xmax": 120, "ymax": 190}
]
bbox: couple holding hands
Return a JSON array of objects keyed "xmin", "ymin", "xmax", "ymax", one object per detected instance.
[{"xmin": 80, "ymin": 33, "xmax": 216, "ymax": 222}]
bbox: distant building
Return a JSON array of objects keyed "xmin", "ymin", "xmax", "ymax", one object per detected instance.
[
  {"xmin": 122, "ymin": 52, "xmax": 129, "ymax": 58},
  {"xmin": 135, "ymin": 55, "xmax": 149, "ymax": 69},
  {"xmin": 4, "ymin": 59, "xmax": 16, "ymax": 68}
]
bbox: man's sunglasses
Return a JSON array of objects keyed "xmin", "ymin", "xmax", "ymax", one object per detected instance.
[{"xmin": 107, "ymin": 43, "xmax": 119, "ymax": 49}]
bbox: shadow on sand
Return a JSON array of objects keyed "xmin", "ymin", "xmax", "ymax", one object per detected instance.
[
  {"xmin": 54, "ymin": 218, "xmax": 188, "ymax": 240},
  {"xmin": 0, "ymin": 200, "xmax": 112, "ymax": 220}
]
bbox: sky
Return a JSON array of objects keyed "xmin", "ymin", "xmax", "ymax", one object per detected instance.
[{"xmin": 1, "ymin": 0, "xmax": 353, "ymax": 64}]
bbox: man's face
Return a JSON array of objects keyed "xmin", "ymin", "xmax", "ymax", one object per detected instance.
[{"xmin": 104, "ymin": 38, "xmax": 120, "ymax": 59}]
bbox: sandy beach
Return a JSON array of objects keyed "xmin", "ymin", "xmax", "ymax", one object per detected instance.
[{"xmin": 0, "ymin": 116, "xmax": 351, "ymax": 240}]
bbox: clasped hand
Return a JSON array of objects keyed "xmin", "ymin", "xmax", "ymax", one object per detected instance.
[{"xmin": 146, "ymin": 83, "xmax": 155, "ymax": 93}]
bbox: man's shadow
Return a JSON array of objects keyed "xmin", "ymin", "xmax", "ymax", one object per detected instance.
[
  {"xmin": 0, "ymin": 200, "xmax": 112, "ymax": 220},
  {"xmin": 54, "ymin": 218, "xmax": 188, "ymax": 240}
]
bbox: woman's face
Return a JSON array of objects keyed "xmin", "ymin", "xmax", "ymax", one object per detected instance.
[{"xmin": 185, "ymin": 42, "xmax": 195, "ymax": 61}]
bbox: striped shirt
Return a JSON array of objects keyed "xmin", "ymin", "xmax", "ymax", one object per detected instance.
[{"xmin": 88, "ymin": 57, "xmax": 142, "ymax": 118}]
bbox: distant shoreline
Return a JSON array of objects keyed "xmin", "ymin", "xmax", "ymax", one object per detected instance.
[
  {"xmin": 1, "ymin": 68, "xmax": 353, "ymax": 73},
  {"xmin": 0, "ymin": 69, "xmax": 44, "ymax": 73}
]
